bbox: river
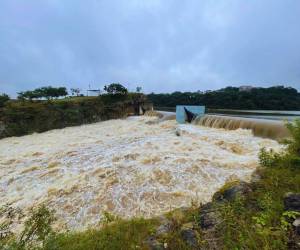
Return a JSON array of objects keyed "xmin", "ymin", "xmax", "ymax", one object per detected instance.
[{"xmin": 0, "ymin": 116, "xmax": 282, "ymax": 232}]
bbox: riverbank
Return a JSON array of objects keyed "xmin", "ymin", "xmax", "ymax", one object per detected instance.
[{"xmin": 0, "ymin": 93, "xmax": 149, "ymax": 139}]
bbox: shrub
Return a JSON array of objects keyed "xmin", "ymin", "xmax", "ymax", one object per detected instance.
[
  {"xmin": 0, "ymin": 93, "xmax": 10, "ymax": 107},
  {"xmin": 19, "ymin": 205, "xmax": 55, "ymax": 248},
  {"xmin": 284, "ymin": 119, "xmax": 300, "ymax": 163},
  {"xmin": 259, "ymin": 147, "xmax": 280, "ymax": 167},
  {"xmin": 259, "ymin": 119, "xmax": 300, "ymax": 168},
  {"xmin": 0, "ymin": 205, "xmax": 55, "ymax": 250}
]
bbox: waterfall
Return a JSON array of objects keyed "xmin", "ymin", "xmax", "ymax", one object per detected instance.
[{"xmin": 193, "ymin": 115, "xmax": 290, "ymax": 140}]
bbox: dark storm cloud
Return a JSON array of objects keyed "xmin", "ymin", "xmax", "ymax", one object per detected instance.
[{"xmin": 0, "ymin": 0, "xmax": 299, "ymax": 96}]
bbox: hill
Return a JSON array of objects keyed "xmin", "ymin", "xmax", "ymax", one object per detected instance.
[{"xmin": 148, "ymin": 86, "xmax": 300, "ymax": 110}]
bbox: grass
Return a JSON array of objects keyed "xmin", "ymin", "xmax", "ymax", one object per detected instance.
[
  {"xmin": 44, "ymin": 218, "xmax": 159, "ymax": 250},
  {"xmin": 217, "ymin": 166, "xmax": 300, "ymax": 250},
  {"xmin": 216, "ymin": 120, "xmax": 300, "ymax": 249},
  {"xmin": 1, "ymin": 213, "xmax": 159, "ymax": 250}
]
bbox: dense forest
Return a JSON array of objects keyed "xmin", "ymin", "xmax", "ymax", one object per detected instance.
[{"xmin": 147, "ymin": 86, "xmax": 300, "ymax": 110}]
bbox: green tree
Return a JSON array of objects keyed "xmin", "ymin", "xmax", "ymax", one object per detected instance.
[
  {"xmin": 18, "ymin": 86, "xmax": 68, "ymax": 100},
  {"xmin": 38, "ymin": 86, "xmax": 68, "ymax": 99},
  {"xmin": 0, "ymin": 93, "xmax": 10, "ymax": 107},
  {"xmin": 104, "ymin": 83, "xmax": 128, "ymax": 95},
  {"xmin": 18, "ymin": 90, "xmax": 41, "ymax": 100}
]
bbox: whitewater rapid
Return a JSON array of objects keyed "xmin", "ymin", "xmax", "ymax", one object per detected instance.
[{"xmin": 0, "ymin": 116, "xmax": 281, "ymax": 231}]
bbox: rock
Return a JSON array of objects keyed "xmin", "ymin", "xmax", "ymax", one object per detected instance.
[
  {"xmin": 199, "ymin": 182, "xmax": 251, "ymax": 231},
  {"xmin": 199, "ymin": 202, "xmax": 222, "ymax": 230},
  {"xmin": 175, "ymin": 128, "xmax": 181, "ymax": 136},
  {"xmin": 156, "ymin": 219, "xmax": 172, "ymax": 236},
  {"xmin": 284, "ymin": 193, "xmax": 300, "ymax": 247},
  {"xmin": 213, "ymin": 181, "xmax": 251, "ymax": 202},
  {"xmin": 144, "ymin": 236, "xmax": 164, "ymax": 250},
  {"xmin": 181, "ymin": 228, "xmax": 199, "ymax": 248},
  {"xmin": 293, "ymin": 218, "xmax": 300, "ymax": 235},
  {"xmin": 284, "ymin": 193, "xmax": 300, "ymax": 212},
  {"xmin": 287, "ymin": 238, "xmax": 300, "ymax": 250}
]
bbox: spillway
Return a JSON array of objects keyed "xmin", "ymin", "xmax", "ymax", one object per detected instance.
[{"xmin": 193, "ymin": 115, "xmax": 290, "ymax": 140}]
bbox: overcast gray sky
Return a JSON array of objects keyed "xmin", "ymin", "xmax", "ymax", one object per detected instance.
[{"xmin": 0, "ymin": 0, "xmax": 299, "ymax": 96}]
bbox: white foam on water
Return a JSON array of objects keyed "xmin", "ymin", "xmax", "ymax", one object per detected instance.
[{"xmin": 0, "ymin": 116, "xmax": 282, "ymax": 231}]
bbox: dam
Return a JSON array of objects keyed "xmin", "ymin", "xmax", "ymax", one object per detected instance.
[
  {"xmin": 158, "ymin": 109, "xmax": 293, "ymax": 140},
  {"xmin": 193, "ymin": 115, "xmax": 290, "ymax": 140}
]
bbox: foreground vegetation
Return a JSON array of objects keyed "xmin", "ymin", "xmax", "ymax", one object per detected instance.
[
  {"xmin": 1, "ymin": 120, "xmax": 300, "ymax": 249},
  {"xmin": 148, "ymin": 86, "xmax": 300, "ymax": 110}
]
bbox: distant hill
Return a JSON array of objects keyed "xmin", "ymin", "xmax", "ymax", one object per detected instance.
[{"xmin": 147, "ymin": 86, "xmax": 300, "ymax": 110}]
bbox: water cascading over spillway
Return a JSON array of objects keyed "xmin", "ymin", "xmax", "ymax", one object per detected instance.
[{"xmin": 193, "ymin": 115, "xmax": 290, "ymax": 140}]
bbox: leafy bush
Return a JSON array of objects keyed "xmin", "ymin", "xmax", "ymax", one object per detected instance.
[
  {"xmin": 259, "ymin": 119, "xmax": 300, "ymax": 168},
  {"xmin": 0, "ymin": 93, "xmax": 10, "ymax": 107},
  {"xmin": 259, "ymin": 147, "xmax": 280, "ymax": 167},
  {"xmin": 284, "ymin": 119, "xmax": 300, "ymax": 164},
  {"xmin": 0, "ymin": 205, "xmax": 24, "ymax": 248},
  {"xmin": 19, "ymin": 205, "xmax": 55, "ymax": 248},
  {"xmin": 0, "ymin": 205, "xmax": 55, "ymax": 250}
]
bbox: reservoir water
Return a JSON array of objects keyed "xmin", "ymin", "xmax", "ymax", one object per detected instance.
[
  {"xmin": 156, "ymin": 108, "xmax": 300, "ymax": 140},
  {"xmin": 207, "ymin": 109, "xmax": 300, "ymax": 121},
  {"xmin": 157, "ymin": 107, "xmax": 300, "ymax": 121}
]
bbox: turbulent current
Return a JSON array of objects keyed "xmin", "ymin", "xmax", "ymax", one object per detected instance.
[{"xmin": 0, "ymin": 116, "xmax": 281, "ymax": 231}]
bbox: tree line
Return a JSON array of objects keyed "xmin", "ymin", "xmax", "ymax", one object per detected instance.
[
  {"xmin": 18, "ymin": 86, "xmax": 68, "ymax": 100},
  {"xmin": 1, "ymin": 85, "xmax": 300, "ymax": 110},
  {"xmin": 147, "ymin": 86, "xmax": 300, "ymax": 110},
  {"xmin": 0, "ymin": 83, "xmax": 132, "ymax": 104}
]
